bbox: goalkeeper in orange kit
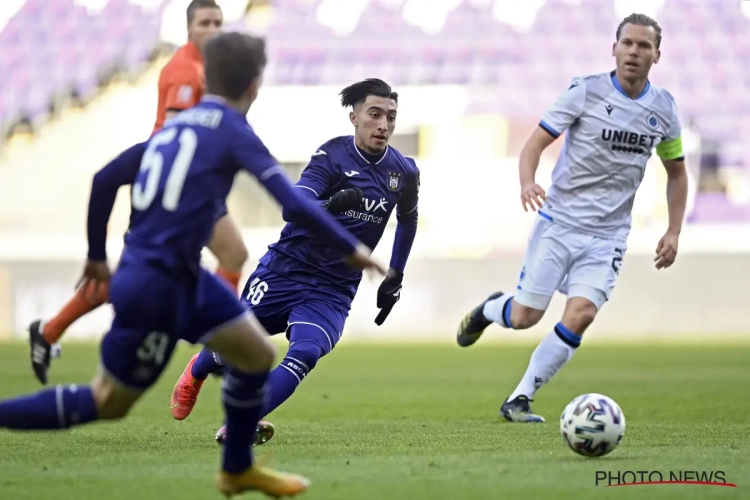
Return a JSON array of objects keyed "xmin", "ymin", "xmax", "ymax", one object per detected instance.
[{"xmin": 28, "ymin": 0, "xmax": 248, "ymax": 384}]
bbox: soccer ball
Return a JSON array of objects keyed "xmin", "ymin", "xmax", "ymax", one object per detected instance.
[{"xmin": 560, "ymin": 393, "xmax": 625, "ymax": 457}]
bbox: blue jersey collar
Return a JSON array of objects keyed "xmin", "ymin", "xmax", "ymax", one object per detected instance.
[{"xmin": 610, "ymin": 70, "xmax": 650, "ymax": 100}]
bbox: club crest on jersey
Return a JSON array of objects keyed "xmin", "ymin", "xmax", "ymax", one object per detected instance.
[
  {"xmin": 387, "ymin": 171, "xmax": 402, "ymax": 191},
  {"xmin": 646, "ymin": 112, "xmax": 659, "ymax": 130}
]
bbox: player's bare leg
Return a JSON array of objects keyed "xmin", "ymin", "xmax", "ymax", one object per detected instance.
[
  {"xmin": 89, "ymin": 368, "xmax": 146, "ymax": 420},
  {"xmin": 502, "ymin": 295, "xmax": 597, "ymax": 423},
  {"xmin": 208, "ymin": 312, "xmax": 310, "ymax": 498},
  {"xmin": 209, "ymin": 214, "xmax": 248, "ymax": 293}
]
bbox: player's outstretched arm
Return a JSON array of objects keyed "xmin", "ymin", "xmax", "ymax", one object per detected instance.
[{"xmin": 86, "ymin": 142, "xmax": 147, "ymax": 262}]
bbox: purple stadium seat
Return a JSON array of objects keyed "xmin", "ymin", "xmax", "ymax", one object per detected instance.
[
  {"xmin": 255, "ymin": 0, "xmax": 749, "ymax": 165},
  {"xmin": 1, "ymin": 0, "xmax": 168, "ymax": 126},
  {"xmin": 2, "ymin": 0, "xmax": 747, "ymax": 172}
]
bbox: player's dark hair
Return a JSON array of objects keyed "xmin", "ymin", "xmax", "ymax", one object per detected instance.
[
  {"xmin": 616, "ymin": 13, "xmax": 662, "ymax": 49},
  {"xmin": 187, "ymin": 0, "xmax": 221, "ymax": 24},
  {"xmin": 339, "ymin": 78, "xmax": 398, "ymax": 109},
  {"xmin": 203, "ymin": 32, "xmax": 267, "ymax": 101}
]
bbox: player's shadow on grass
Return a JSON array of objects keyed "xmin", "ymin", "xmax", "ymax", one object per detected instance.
[{"xmin": 559, "ymin": 456, "xmax": 631, "ymax": 463}]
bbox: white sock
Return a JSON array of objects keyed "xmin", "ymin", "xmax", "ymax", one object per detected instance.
[
  {"xmin": 482, "ymin": 293, "xmax": 514, "ymax": 328},
  {"xmin": 507, "ymin": 324, "xmax": 580, "ymax": 401}
]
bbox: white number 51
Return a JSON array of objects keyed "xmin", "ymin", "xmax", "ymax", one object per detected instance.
[{"xmin": 132, "ymin": 128, "xmax": 198, "ymax": 211}]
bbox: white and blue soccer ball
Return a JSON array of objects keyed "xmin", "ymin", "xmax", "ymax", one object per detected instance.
[{"xmin": 560, "ymin": 393, "xmax": 625, "ymax": 458}]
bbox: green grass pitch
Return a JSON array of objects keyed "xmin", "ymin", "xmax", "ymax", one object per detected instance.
[{"xmin": 0, "ymin": 341, "xmax": 748, "ymax": 499}]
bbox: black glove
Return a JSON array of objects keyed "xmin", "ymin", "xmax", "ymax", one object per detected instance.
[
  {"xmin": 375, "ymin": 271, "xmax": 403, "ymax": 325},
  {"xmin": 323, "ymin": 187, "xmax": 363, "ymax": 214}
]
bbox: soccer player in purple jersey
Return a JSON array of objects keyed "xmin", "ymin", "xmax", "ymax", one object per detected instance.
[
  {"xmin": 168, "ymin": 79, "xmax": 421, "ymax": 446},
  {"xmin": 0, "ymin": 32, "xmax": 386, "ymax": 498}
]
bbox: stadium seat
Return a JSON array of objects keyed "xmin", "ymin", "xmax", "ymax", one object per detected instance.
[
  {"xmin": 2, "ymin": 0, "xmax": 747, "ymax": 165},
  {"xmin": 0, "ymin": 0, "xmax": 166, "ymax": 132}
]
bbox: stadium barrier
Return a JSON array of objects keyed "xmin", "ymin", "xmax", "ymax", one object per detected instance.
[
  {"xmin": 1, "ymin": 83, "xmax": 747, "ymax": 342},
  {"xmin": 1, "ymin": 238, "xmax": 748, "ymax": 341}
]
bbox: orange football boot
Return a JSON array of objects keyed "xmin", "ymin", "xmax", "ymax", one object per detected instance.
[
  {"xmin": 170, "ymin": 353, "xmax": 206, "ymax": 420},
  {"xmin": 217, "ymin": 464, "xmax": 310, "ymax": 498}
]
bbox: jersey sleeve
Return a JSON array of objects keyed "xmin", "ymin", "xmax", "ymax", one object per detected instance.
[
  {"xmin": 92, "ymin": 141, "xmax": 148, "ymax": 188},
  {"xmin": 88, "ymin": 141, "xmax": 148, "ymax": 261},
  {"xmin": 231, "ymin": 124, "xmax": 282, "ymax": 178},
  {"xmin": 389, "ymin": 159, "xmax": 419, "ymax": 273},
  {"xmin": 295, "ymin": 149, "xmax": 340, "ymax": 199},
  {"xmin": 539, "ymin": 78, "xmax": 587, "ymax": 139},
  {"xmin": 162, "ymin": 66, "xmax": 202, "ymax": 112},
  {"xmin": 656, "ymin": 92, "xmax": 684, "ymax": 161},
  {"xmin": 398, "ymin": 160, "xmax": 419, "ymax": 217}
]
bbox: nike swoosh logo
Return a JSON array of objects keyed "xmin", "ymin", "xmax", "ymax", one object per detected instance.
[{"xmin": 170, "ymin": 403, "xmax": 179, "ymax": 409}]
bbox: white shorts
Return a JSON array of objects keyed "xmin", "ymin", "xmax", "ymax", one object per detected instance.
[{"xmin": 515, "ymin": 215, "xmax": 626, "ymax": 311}]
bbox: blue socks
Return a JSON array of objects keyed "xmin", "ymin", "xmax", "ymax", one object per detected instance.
[
  {"xmin": 0, "ymin": 384, "xmax": 98, "ymax": 430},
  {"xmin": 217, "ymin": 343, "xmax": 322, "ymax": 443},
  {"xmin": 261, "ymin": 342, "xmax": 321, "ymax": 418},
  {"xmin": 192, "ymin": 347, "xmax": 224, "ymax": 380},
  {"xmin": 221, "ymin": 368, "xmax": 269, "ymax": 474},
  {"xmin": 261, "ymin": 356, "xmax": 308, "ymax": 418}
]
